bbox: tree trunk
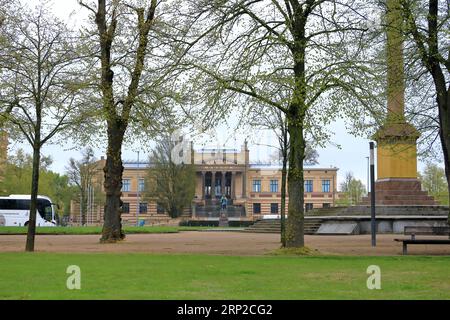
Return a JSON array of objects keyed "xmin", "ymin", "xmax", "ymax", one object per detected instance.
[
  {"xmin": 425, "ymin": 0, "xmax": 450, "ymax": 226},
  {"xmin": 430, "ymin": 64, "xmax": 450, "ymax": 226},
  {"xmin": 81, "ymin": 191, "xmax": 87, "ymax": 226},
  {"xmin": 100, "ymin": 124, "xmax": 125, "ymax": 243},
  {"xmin": 437, "ymin": 100, "xmax": 450, "ymax": 226},
  {"xmin": 25, "ymin": 144, "xmax": 41, "ymax": 252},
  {"xmin": 286, "ymin": 118, "xmax": 305, "ymax": 247},
  {"xmin": 285, "ymin": 26, "xmax": 307, "ymax": 247},
  {"xmin": 280, "ymin": 129, "xmax": 288, "ymax": 247}
]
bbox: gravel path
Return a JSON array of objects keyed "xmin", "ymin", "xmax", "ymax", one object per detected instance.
[{"xmin": 1, "ymin": 232, "xmax": 450, "ymax": 255}]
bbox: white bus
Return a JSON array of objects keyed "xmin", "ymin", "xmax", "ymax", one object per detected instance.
[{"xmin": 0, "ymin": 195, "xmax": 58, "ymax": 227}]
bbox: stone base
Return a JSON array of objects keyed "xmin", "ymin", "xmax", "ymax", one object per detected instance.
[
  {"xmin": 316, "ymin": 222, "xmax": 360, "ymax": 235},
  {"xmin": 361, "ymin": 178, "xmax": 437, "ymax": 205},
  {"xmin": 219, "ymin": 213, "xmax": 229, "ymax": 227}
]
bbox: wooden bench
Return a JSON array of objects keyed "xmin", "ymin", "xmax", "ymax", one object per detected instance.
[{"xmin": 394, "ymin": 226, "xmax": 450, "ymax": 255}]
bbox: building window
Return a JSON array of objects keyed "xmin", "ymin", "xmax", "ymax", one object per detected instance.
[
  {"xmin": 253, "ymin": 203, "xmax": 261, "ymax": 214},
  {"xmin": 270, "ymin": 180, "xmax": 279, "ymax": 193},
  {"xmin": 305, "ymin": 180, "xmax": 313, "ymax": 193},
  {"xmin": 122, "ymin": 179, "xmax": 131, "ymax": 192},
  {"xmin": 270, "ymin": 203, "xmax": 279, "ymax": 214},
  {"xmin": 253, "ymin": 180, "xmax": 261, "ymax": 192},
  {"xmin": 157, "ymin": 203, "xmax": 165, "ymax": 214},
  {"xmin": 305, "ymin": 203, "xmax": 313, "ymax": 211},
  {"xmin": 122, "ymin": 202, "xmax": 130, "ymax": 214},
  {"xmin": 322, "ymin": 180, "xmax": 331, "ymax": 193},
  {"xmin": 323, "ymin": 203, "xmax": 331, "ymax": 209},
  {"xmin": 139, "ymin": 203, "xmax": 147, "ymax": 213},
  {"xmin": 138, "ymin": 179, "xmax": 145, "ymax": 192}
]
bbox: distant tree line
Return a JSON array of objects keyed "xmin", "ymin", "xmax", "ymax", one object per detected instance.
[{"xmin": 0, "ymin": 149, "xmax": 76, "ymax": 216}]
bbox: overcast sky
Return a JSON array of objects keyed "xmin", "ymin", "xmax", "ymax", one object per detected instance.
[{"xmin": 10, "ymin": 0, "xmax": 433, "ymax": 191}]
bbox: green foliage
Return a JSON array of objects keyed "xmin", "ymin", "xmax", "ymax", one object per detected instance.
[
  {"xmin": 418, "ymin": 163, "xmax": 449, "ymax": 205},
  {"xmin": 338, "ymin": 172, "xmax": 367, "ymax": 206},
  {"xmin": 0, "ymin": 149, "xmax": 76, "ymax": 216},
  {"xmin": 144, "ymin": 136, "xmax": 196, "ymax": 218}
]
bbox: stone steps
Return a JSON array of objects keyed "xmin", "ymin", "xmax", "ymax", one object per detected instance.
[
  {"xmin": 321, "ymin": 205, "xmax": 448, "ymax": 216},
  {"xmin": 195, "ymin": 204, "xmax": 245, "ymax": 218},
  {"xmin": 361, "ymin": 198, "xmax": 438, "ymax": 205},
  {"xmin": 360, "ymin": 179, "xmax": 438, "ymax": 206},
  {"xmin": 243, "ymin": 219, "xmax": 323, "ymax": 234},
  {"xmin": 366, "ymin": 190, "xmax": 429, "ymax": 195},
  {"xmin": 363, "ymin": 193, "xmax": 434, "ymax": 200},
  {"xmin": 306, "ymin": 207, "xmax": 348, "ymax": 216}
]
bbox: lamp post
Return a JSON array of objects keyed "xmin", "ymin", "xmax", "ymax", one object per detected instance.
[
  {"xmin": 366, "ymin": 156, "xmax": 370, "ymax": 195},
  {"xmin": 370, "ymin": 142, "xmax": 376, "ymax": 247},
  {"xmin": 136, "ymin": 151, "xmax": 140, "ymax": 227}
]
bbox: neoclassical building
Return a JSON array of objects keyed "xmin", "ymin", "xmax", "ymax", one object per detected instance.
[{"xmin": 70, "ymin": 142, "xmax": 338, "ymax": 224}]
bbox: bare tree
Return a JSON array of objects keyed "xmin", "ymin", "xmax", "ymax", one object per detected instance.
[
  {"xmin": 339, "ymin": 172, "xmax": 366, "ymax": 205},
  {"xmin": 0, "ymin": 2, "xmax": 87, "ymax": 251},
  {"xmin": 181, "ymin": 0, "xmax": 380, "ymax": 247},
  {"xmin": 250, "ymin": 107, "xmax": 319, "ymax": 247},
  {"xmin": 145, "ymin": 134, "xmax": 196, "ymax": 219},
  {"xmin": 0, "ymin": 0, "xmax": 13, "ymax": 30},
  {"xmin": 79, "ymin": 0, "xmax": 190, "ymax": 242},
  {"xmin": 66, "ymin": 147, "xmax": 100, "ymax": 226}
]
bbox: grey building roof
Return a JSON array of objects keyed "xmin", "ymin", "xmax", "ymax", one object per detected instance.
[{"xmin": 122, "ymin": 161, "xmax": 338, "ymax": 171}]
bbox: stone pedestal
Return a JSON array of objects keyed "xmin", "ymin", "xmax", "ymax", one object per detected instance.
[
  {"xmin": 219, "ymin": 213, "xmax": 229, "ymax": 227},
  {"xmin": 363, "ymin": 122, "xmax": 437, "ymax": 206},
  {"xmin": 362, "ymin": 179, "xmax": 437, "ymax": 205}
]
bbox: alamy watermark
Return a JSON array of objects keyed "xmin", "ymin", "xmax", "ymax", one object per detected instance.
[
  {"xmin": 66, "ymin": 265, "xmax": 81, "ymax": 290},
  {"xmin": 366, "ymin": 265, "xmax": 381, "ymax": 290}
]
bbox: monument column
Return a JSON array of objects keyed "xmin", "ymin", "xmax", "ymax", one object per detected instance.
[{"xmin": 369, "ymin": 0, "xmax": 436, "ymax": 205}]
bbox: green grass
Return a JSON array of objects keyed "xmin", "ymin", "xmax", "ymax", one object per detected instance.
[
  {"xmin": 0, "ymin": 226, "xmax": 215, "ymax": 235},
  {"xmin": 0, "ymin": 253, "xmax": 449, "ymax": 299}
]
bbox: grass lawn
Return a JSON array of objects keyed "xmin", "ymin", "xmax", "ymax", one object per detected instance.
[
  {"xmin": 0, "ymin": 226, "xmax": 217, "ymax": 235},
  {"xmin": 0, "ymin": 253, "xmax": 449, "ymax": 299}
]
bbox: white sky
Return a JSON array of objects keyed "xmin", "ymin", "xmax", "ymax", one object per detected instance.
[{"xmin": 10, "ymin": 0, "xmax": 432, "ymax": 191}]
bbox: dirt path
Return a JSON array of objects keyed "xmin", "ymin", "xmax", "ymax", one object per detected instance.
[{"xmin": 0, "ymin": 232, "xmax": 449, "ymax": 256}]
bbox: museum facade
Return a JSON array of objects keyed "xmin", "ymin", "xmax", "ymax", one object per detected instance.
[{"xmin": 70, "ymin": 142, "xmax": 339, "ymax": 224}]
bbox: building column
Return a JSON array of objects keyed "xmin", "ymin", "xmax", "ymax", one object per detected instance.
[
  {"xmin": 211, "ymin": 171, "xmax": 216, "ymax": 199},
  {"xmin": 220, "ymin": 172, "xmax": 225, "ymax": 197},
  {"xmin": 191, "ymin": 203, "xmax": 196, "ymax": 218},
  {"xmin": 231, "ymin": 172, "xmax": 236, "ymax": 199},
  {"xmin": 201, "ymin": 171, "xmax": 205, "ymax": 200},
  {"xmin": 242, "ymin": 171, "xmax": 247, "ymax": 198}
]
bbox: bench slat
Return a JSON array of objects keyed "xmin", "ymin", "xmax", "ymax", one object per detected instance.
[
  {"xmin": 404, "ymin": 226, "xmax": 450, "ymax": 236},
  {"xmin": 399, "ymin": 239, "xmax": 450, "ymax": 244},
  {"xmin": 394, "ymin": 238, "xmax": 450, "ymax": 255}
]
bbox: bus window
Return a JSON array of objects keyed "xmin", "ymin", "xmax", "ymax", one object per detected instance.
[
  {"xmin": 37, "ymin": 199, "xmax": 53, "ymax": 222},
  {"xmin": 44, "ymin": 206, "xmax": 52, "ymax": 221}
]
